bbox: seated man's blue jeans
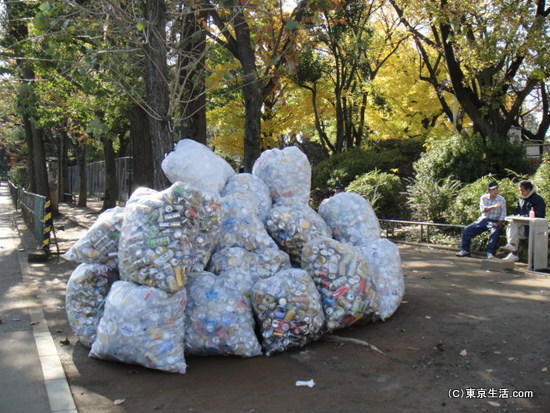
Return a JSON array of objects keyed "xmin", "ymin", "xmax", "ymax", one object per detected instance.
[{"xmin": 460, "ymin": 218, "xmax": 502, "ymax": 255}]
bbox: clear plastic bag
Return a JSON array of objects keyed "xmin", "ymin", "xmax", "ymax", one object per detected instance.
[
  {"xmin": 265, "ymin": 203, "xmax": 331, "ymax": 266},
  {"xmin": 184, "ymin": 272, "xmax": 262, "ymax": 357},
  {"xmin": 221, "ymin": 173, "xmax": 272, "ymax": 223},
  {"xmin": 65, "ymin": 263, "xmax": 119, "ymax": 348},
  {"xmin": 161, "ymin": 139, "xmax": 235, "ymax": 195},
  {"xmin": 218, "ymin": 193, "xmax": 278, "ymax": 251},
  {"xmin": 319, "ymin": 192, "xmax": 381, "ymax": 244},
  {"xmin": 252, "ymin": 147, "xmax": 311, "ymax": 205},
  {"xmin": 208, "ymin": 246, "xmax": 291, "ymax": 282},
  {"xmin": 251, "ymin": 268, "xmax": 326, "ymax": 356},
  {"xmin": 62, "ymin": 207, "xmax": 124, "ymax": 268},
  {"xmin": 118, "ymin": 182, "xmax": 221, "ymax": 293},
  {"xmin": 89, "ymin": 280, "xmax": 188, "ymax": 374},
  {"xmin": 302, "ymin": 238, "xmax": 379, "ymax": 331},
  {"xmin": 357, "ymin": 238, "xmax": 405, "ymax": 320}
]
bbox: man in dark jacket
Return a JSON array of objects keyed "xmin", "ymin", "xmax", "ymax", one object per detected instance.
[{"xmin": 501, "ymin": 180, "xmax": 546, "ymax": 262}]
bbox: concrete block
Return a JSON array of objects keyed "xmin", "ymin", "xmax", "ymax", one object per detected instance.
[{"xmin": 481, "ymin": 258, "xmax": 515, "ymax": 272}]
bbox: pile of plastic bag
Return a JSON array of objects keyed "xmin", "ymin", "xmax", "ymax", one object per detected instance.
[{"xmin": 63, "ymin": 139, "xmax": 405, "ymax": 375}]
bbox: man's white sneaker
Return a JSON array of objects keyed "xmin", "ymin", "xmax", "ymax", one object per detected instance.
[
  {"xmin": 502, "ymin": 253, "xmax": 519, "ymax": 262},
  {"xmin": 500, "ymin": 244, "xmax": 517, "ymax": 253},
  {"xmin": 456, "ymin": 250, "xmax": 470, "ymax": 257},
  {"xmin": 487, "ymin": 253, "xmax": 495, "ymax": 259}
]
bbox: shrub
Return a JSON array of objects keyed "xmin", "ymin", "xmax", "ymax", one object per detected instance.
[
  {"xmin": 312, "ymin": 137, "xmax": 425, "ymax": 189},
  {"xmin": 414, "ymin": 133, "xmax": 528, "ymax": 184},
  {"xmin": 346, "ymin": 169, "xmax": 401, "ymax": 217},
  {"xmin": 8, "ymin": 164, "xmax": 30, "ymax": 189},
  {"xmin": 406, "ymin": 176, "xmax": 461, "ymax": 223}
]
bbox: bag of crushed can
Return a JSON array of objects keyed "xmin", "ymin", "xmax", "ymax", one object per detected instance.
[
  {"xmin": 357, "ymin": 238, "xmax": 405, "ymax": 320},
  {"xmin": 65, "ymin": 263, "xmax": 119, "ymax": 348},
  {"xmin": 184, "ymin": 272, "xmax": 262, "ymax": 357},
  {"xmin": 161, "ymin": 139, "xmax": 235, "ymax": 195},
  {"xmin": 63, "ymin": 207, "xmax": 124, "ymax": 268},
  {"xmin": 265, "ymin": 203, "xmax": 331, "ymax": 266},
  {"xmin": 252, "ymin": 146, "xmax": 311, "ymax": 205},
  {"xmin": 89, "ymin": 280, "xmax": 187, "ymax": 374},
  {"xmin": 118, "ymin": 182, "xmax": 221, "ymax": 293},
  {"xmin": 217, "ymin": 193, "xmax": 278, "ymax": 251},
  {"xmin": 221, "ymin": 173, "xmax": 272, "ymax": 223},
  {"xmin": 208, "ymin": 246, "xmax": 291, "ymax": 282},
  {"xmin": 318, "ymin": 192, "xmax": 381, "ymax": 244},
  {"xmin": 301, "ymin": 238, "xmax": 379, "ymax": 331},
  {"xmin": 251, "ymin": 268, "xmax": 326, "ymax": 356}
]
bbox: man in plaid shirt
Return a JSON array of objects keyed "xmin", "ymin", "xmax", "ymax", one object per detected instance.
[{"xmin": 456, "ymin": 181, "xmax": 507, "ymax": 259}]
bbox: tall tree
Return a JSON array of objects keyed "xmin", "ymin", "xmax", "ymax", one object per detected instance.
[
  {"xmin": 201, "ymin": 0, "xmax": 310, "ymax": 170},
  {"xmin": 389, "ymin": 0, "xmax": 550, "ymax": 142},
  {"xmin": 2, "ymin": 0, "xmax": 51, "ymax": 198}
]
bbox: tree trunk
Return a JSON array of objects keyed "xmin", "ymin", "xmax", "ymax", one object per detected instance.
[
  {"xmin": 102, "ymin": 137, "xmax": 118, "ymax": 210},
  {"xmin": 178, "ymin": 5, "xmax": 207, "ymax": 144},
  {"xmin": 143, "ymin": 0, "xmax": 172, "ymax": 190},
  {"xmin": 128, "ymin": 104, "xmax": 154, "ymax": 190},
  {"xmin": 76, "ymin": 142, "xmax": 87, "ymax": 207},
  {"xmin": 233, "ymin": 10, "xmax": 262, "ymax": 172}
]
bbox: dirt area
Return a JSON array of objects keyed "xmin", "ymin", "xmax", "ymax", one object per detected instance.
[{"xmin": 25, "ymin": 214, "xmax": 550, "ymax": 413}]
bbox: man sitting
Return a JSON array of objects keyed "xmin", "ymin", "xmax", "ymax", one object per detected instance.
[
  {"xmin": 456, "ymin": 181, "xmax": 506, "ymax": 259},
  {"xmin": 501, "ymin": 180, "xmax": 546, "ymax": 262}
]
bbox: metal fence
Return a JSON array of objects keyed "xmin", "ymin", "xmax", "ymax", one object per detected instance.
[
  {"xmin": 379, "ymin": 219, "xmax": 465, "ymax": 245},
  {"xmin": 8, "ymin": 180, "xmax": 47, "ymax": 246},
  {"xmin": 68, "ymin": 156, "xmax": 132, "ymax": 202}
]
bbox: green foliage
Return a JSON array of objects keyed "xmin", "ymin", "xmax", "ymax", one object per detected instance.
[
  {"xmin": 532, "ymin": 155, "xmax": 550, "ymax": 218},
  {"xmin": 312, "ymin": 137, "xmax": 424, "ymax": 189},
  {"xmin": 8, "ymin": 164, "xmax": 30, "ymax": 188},
  {"xmin": 346, "ymin": 169, "xmax": 401, "ymax": 216},
  {"xmin": 406, "ymin": 176, "xmax": 461, "ymax": 223},
  {"xmin": 414, "ymin": 134, "xmax": 528, "ymax": 183},
  {"xmin": 447, "ymin": 176, "xmax": 518, "ymax": 225}
]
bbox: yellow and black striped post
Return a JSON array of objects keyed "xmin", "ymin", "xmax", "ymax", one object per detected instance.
[{"xmin": 42, "ymin": 198, "xmax": 52, "ymax": 253}]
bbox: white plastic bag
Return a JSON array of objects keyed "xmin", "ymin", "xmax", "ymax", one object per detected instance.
[
  {"xmin": 89, "ymin": 280, "xmax": 187, "ymax": 374},
  {"xmin": 161, "ymin": 139, "xmax": 235, "ymax": 195}
]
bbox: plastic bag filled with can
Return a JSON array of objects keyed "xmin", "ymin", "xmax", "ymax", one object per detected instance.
[
  {"xmin": 65, "ymin": 263, "xmax": 119, "ymax": 348},
  {"xmin": 217, "ymin": 193, "xmax": 278, "ymax": 251},
  {"xmin": 62, "ymin": 206, "xmax": 124, "ymax": 268},
  {"xmin": 89, "ymin": 280, "xmax": 188, "ymax": 374},
  {"xmin": 118, "ymin": 182, "xmax": 221, "ymax": 293},
  {"xmin": 221, "ymin": 173, "xmax": 272, "ymax": 223},
  {"xmin": 265, "ymin": 203, "xmax": 331, "ymax": 266},
  {"xmin": 318, "ymin": 192, "xmax": 381, "ymax": 244},
  {"xmin": 208, "ymin": 246, "xmax": 291, "ymax": 282},
  {"xmin": 184, "ymin": 272, "xmax": 262, "ymax": 357},
  {"xmin": 251, "ymin": 268, "xmax": 326, "ymax": 356},
  {"xmin": 357, "ymin": 238, "xmax": 405, "ymax": 320},
  {"xmin": 161, "ymin": 139, "xmax": 235, "ymax": 195},
  {"xmin": 302, "ymin": 237, "xmax": 379, "ymax": 332},
  {"xmin": 252, "ymin": 147, "xmax": 311, "ymax": 206}
]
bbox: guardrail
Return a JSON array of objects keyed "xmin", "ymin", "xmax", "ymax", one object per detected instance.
[{"xmin": 8, "ymin": 180, "xmax": 50, "ymax": 251}]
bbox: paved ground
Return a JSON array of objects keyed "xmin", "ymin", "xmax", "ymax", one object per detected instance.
[{"xmin": 3, "ymin": 187, "xmax": 550, "ymax": 412}]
